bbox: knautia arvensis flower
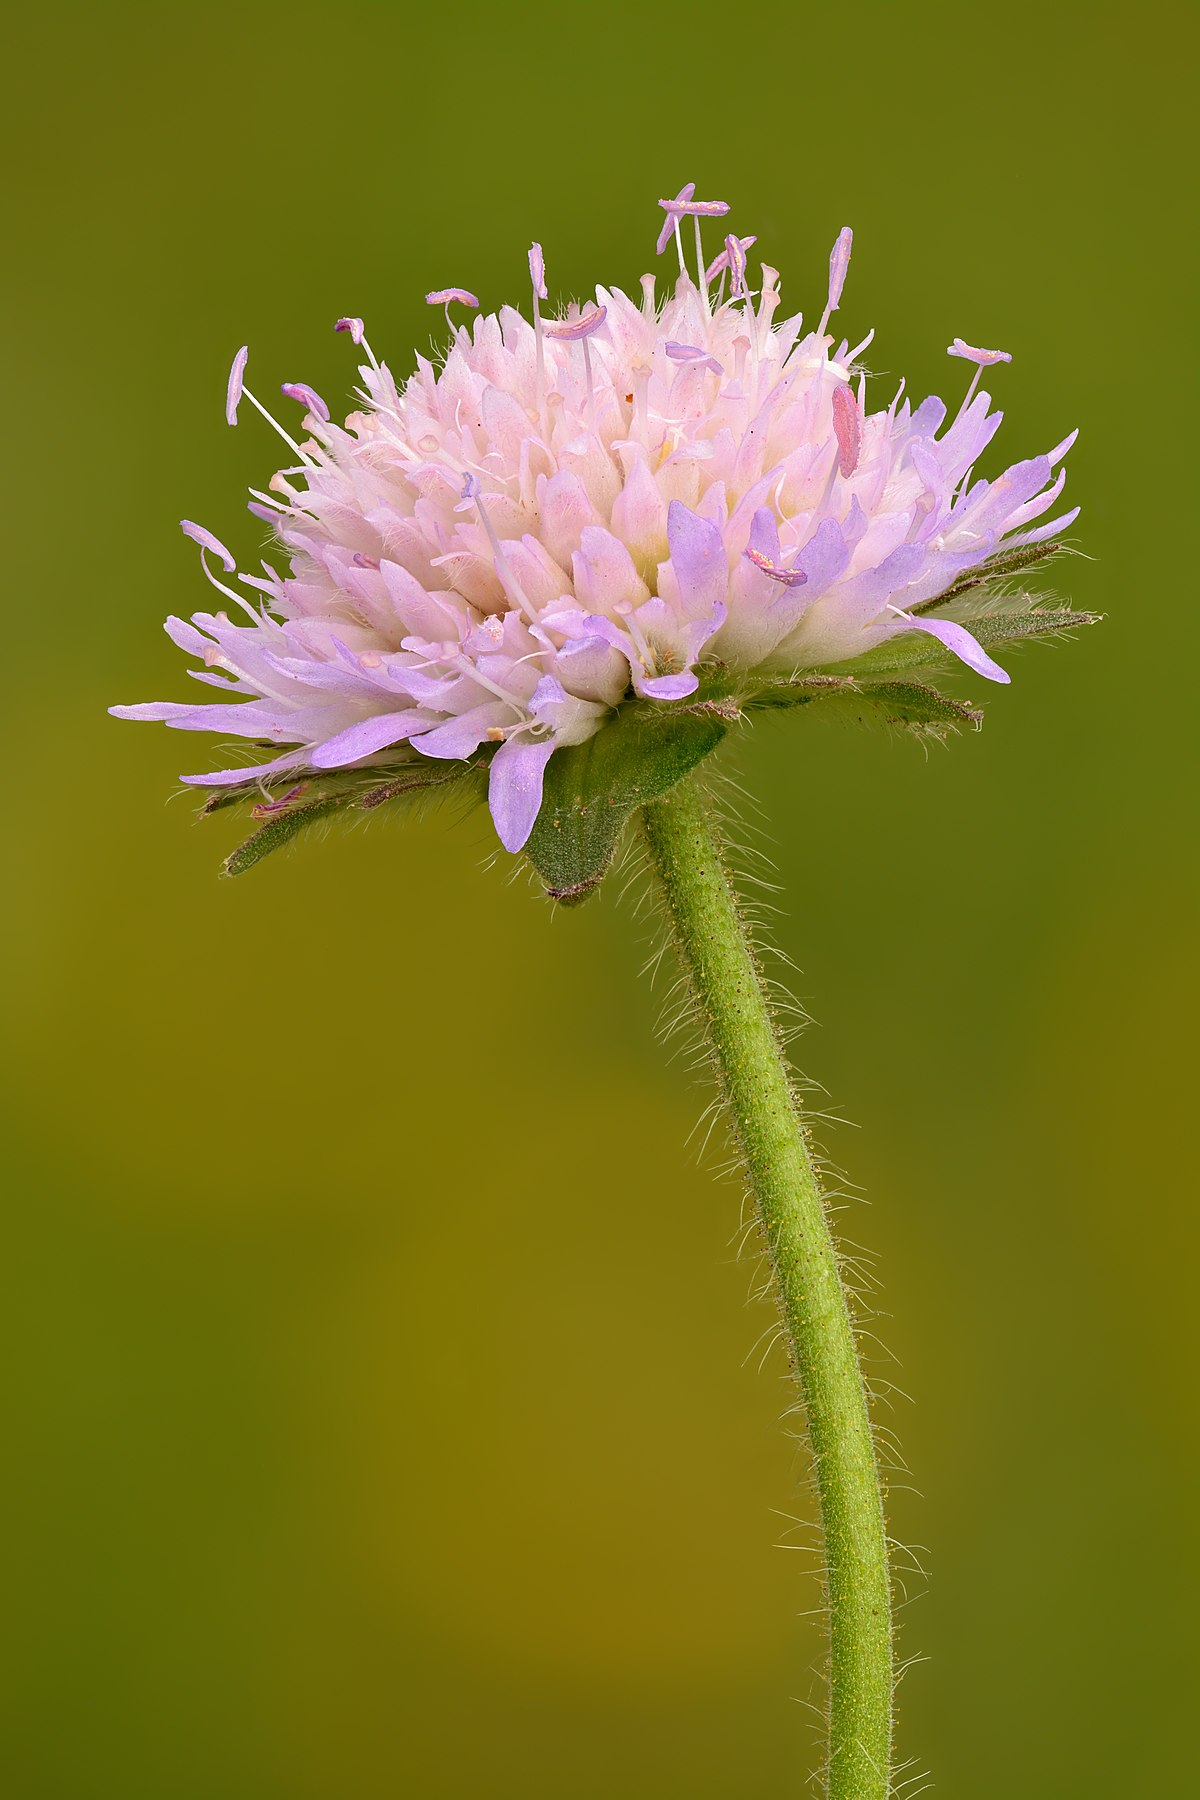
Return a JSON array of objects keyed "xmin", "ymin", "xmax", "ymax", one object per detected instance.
[
  {"xmin": 112, "ymin": 188, "xmax": 1095, "ymax": 1798},
  {"xmin": 112, "ymin": 186, "xmax": 1088, "ymax": 891}
]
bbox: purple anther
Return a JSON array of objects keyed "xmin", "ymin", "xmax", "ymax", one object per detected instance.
[
  {"xmin": 352, "ymin": 552, "xmax": 381, "ymax": 569},
  {"xmin": 665, "ymin": 341, "xmax": 724, "ymax": 376},
  {"xmin": 947, "ymin": 337, "xmax": 1013, "ymax": 366},
  {"xmin": 827, "ymin": 228, "xmax": 853, "ymax": 316},
  {"xmin": 705, "ymin": 234, "xmax": 757, "ymax": 284},
  {"xmin": 252, "ymin": 784, "xmax": 307, "ymax": 817},
  {"xmin": 181, "ymin": 519, "xmax": 236, "ymax": 571},
  {"xmin": 661, "ymin": 197, "xmax": 731, "ymax": 218},
  {"xmin": 334, "ymin": 316, "xmax": 365, "ymax": 344},
  {"xmin": 744, "ymin": 547, "xmax": 808, "ymax": 587},
  {"xmin": 425, "ymin": 288, "xmax": 480, "ymax": 309},
  {"xmin": 543, "ymin": 305, "xmax": 607, "ymax": 341},
  {"xmin": 225, "ymin": 345, "xmax": 248, "ymax": 426},
  {"xmin": 529, "ymin": 243, "xmax": 547, "ymax": 300},
  {"xmin": 831, "ymin": 384, "xmax": 862, "ymax": 478},
  {"xmin": 459, "ymin": 472, "xmax": 482, "ymax": 506},
  {"xmin": 280, "ymin": 381, "xmax": 330, "ymax": 421},
  {"xmin": 656, "ymin": 182, "xmax": 696, "ymax": 255}
]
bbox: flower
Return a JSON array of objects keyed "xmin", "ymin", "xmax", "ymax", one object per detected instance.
[{"xmin": 112, "ymin": 190, "xmax": 1079, "ymax": 854}]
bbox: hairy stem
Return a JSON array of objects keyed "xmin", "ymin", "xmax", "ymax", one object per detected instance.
[{"xmin": 640, "ymin": 776, "xmax": 893, "ymax": 1800}]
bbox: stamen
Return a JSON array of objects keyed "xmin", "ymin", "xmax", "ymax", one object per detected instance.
[
  {"xmin": 705, "ymin": 235, "xmax": 758, "ymax": 285},
  {"xmin": 947, "ymin": 337, "xmax": 1012, "ymax": 366},
  {"xmin": 545, "ymin": 308, "xmax": 606, "ymax": 430},
  {"xmin": 426, "ymin": 287, "xmax": 480, "ymax": 341},
  {"xmin": 722, "ymin": 233, "xmax": 749, "ymax": 300},
  {"xmin": 240, "ymin": 386, "xmax": 315, "ymax": 465},
  {"xmin": 181, "ymin": 520, "xmax": 236, "ymax": 569},
  {"xmin": 180, "ymin": 519, "xmax": 260, "ymax": 621},
  {"xmin": 656, "ymin": 184, "xmax": 696, "ymax": 256},
  {"xmin": 334, "ymin": 315, "xmax": 380, "ymax": 371},
  {"xmin": 948, "ymin": 337, "xmax": 1012, "ymax": 414},
  {"xmin": 614, "ymin": 600, "xmax": 653, "ymax": 672},
  {"xmin": 452, "ymin": 655, "xmax": 530, "ymax": 715},
  {"xmin": 460, "ymin": 472, "xmax": 539, "ymax": 624},
  {"xmin": 694, "ymin": 216, "xmax": 711, "ymax": 318},
  {"xmin": 425, "ymin": 287, "xmax": 480, "ymax": 309},
  {"xmin": 280, "ymin": 382, "xmax": 330, "ymax": 422},
  {"xmin": 543, "ymin": 305, "xmax": 607, "ymax": 341},
  {"xmin": 818, "ymin": 227, "xmax": 853, "ymax": 338},
  {"xmin": 529, "ymin": 243, "xmax": 548, "ymax": 433},
  {"xmin": 657, "ymin": 190, "xmax": 729, "ymax": 292},
  {"xmin": 832, "ymin": 384, "xmax": 862, "ymax": 478},
  {"xmin": 225, "ymin": 345, "xmax": 249, "ymax": 426},
  {"xmin": 744, "ymin": 547, "xmax": 808, "ymax": 587},
  {"xmin": 251, "ymin": 784, "xmax": 307, "ymax": 817},
  {"xmin": 663, "ymin": 198, "xmax": 732, "ymax": 217}
]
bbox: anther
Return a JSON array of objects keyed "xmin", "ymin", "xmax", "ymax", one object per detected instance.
[
  {"xmin": 529, "ymin": 243, "xmax": 549, "ymax": 433},
  {"xmin": 744, "ymin": 546, "xmax": 808, "ymax": 587},
  {"xmin": 818, "ymin": 227, "xmax": 853, "ymax": 338},
  {"xmin": 280, "ymin": 382, "xmax": 330, "ymax": 422},
  {"xmin": 426, "ymin": 287, "xmax": 480, "ymax": 341},
  {"xmin": 226, "ymin": 346, "xmax": 249, "ymax": 426},
  {"xmin": 832, "ymin": 384, "xmax": 862, "ymax": 478},
  {"xmin": 705, "ymin": 235, "xmax": 758, "ymax": 286},
  {"xmin": 665, "ymin": 341, "xmax": 723, "ymax": 377},
  {"xmin": 334, "ymin": 315, "xmax": 379, "ymax": 370},
  {"xmin": 948, "ymin": 337, "xmax": 1012, "ymax": 414},
  {"xmin": 656, "ymin": 183, "xmax": 696, "ymax": 267}
]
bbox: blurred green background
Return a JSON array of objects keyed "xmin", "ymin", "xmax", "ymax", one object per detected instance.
[{"xmin": 3, "ymin": 3, "xmax": 1196, "ymax": 1794}]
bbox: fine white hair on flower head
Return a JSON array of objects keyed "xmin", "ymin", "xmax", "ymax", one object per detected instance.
[{"xmin": 112, "ymin": 188, "xmax": 1080, "ymax": 853}]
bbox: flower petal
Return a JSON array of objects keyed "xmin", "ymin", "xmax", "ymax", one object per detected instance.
[{"xmin": 488, "ymin": 735, "xmax": 556, "ymax": 852}]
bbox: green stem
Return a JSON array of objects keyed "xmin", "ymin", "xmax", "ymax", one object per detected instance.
[{"xmin": 641, "ymin": 776, "xmax": 893, "ymax": 1800}]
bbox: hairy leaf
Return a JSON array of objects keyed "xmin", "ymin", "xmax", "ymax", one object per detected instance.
[
  {"xmin": 217, "ymin": 759, "xmax": 484, "ymax": 876},
  {"xmin": 819, "ymin": 603, "xmax": 1099, "ymax": 679},
  {"xmin": 525, "ymin": 705, "xmax": 728, "ymax": 903}
]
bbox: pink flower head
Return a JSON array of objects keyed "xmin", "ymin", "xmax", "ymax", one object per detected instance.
[{"xmin": 113, "ymin": 190, "xmax": 1080, "ymax": 853}]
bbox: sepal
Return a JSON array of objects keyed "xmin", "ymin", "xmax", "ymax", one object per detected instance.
[
  {"xmin": 210, "ymin": 759, "xmax": 484, "ymax": 877},
  {"xmin": 819, "ymin": 599, "xmax": 1100, "ymax": 680},
  {"xmin": 524, "ymin": 703, "xmax": 728, "ymax": 903}
]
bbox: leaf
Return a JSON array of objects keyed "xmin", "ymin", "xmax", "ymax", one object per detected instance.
[
  {"xmin": 819, "ymin": 603, "xmax": 1100, "ymax": 679},
  {"xmin": 911, "ymin": 541, "xmax": 1065, "ymax": 611},
  {"xmin": 524, "ymin": 704, "xmax": 728, "ymax": 903},
  {"xmin": 742, "ymin": 674, "xmax": 858, "ymax": 711},
  {"xmin": 217, "ymin": 758, "xmax": 485, "ymax": 876},
  {"xmin": 853, "ymin": 681, "xmax": 982, "ymax": 731},
  {"xmin": 222, "ymin": 796, "xmax": 352, "ymax": 877}
]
